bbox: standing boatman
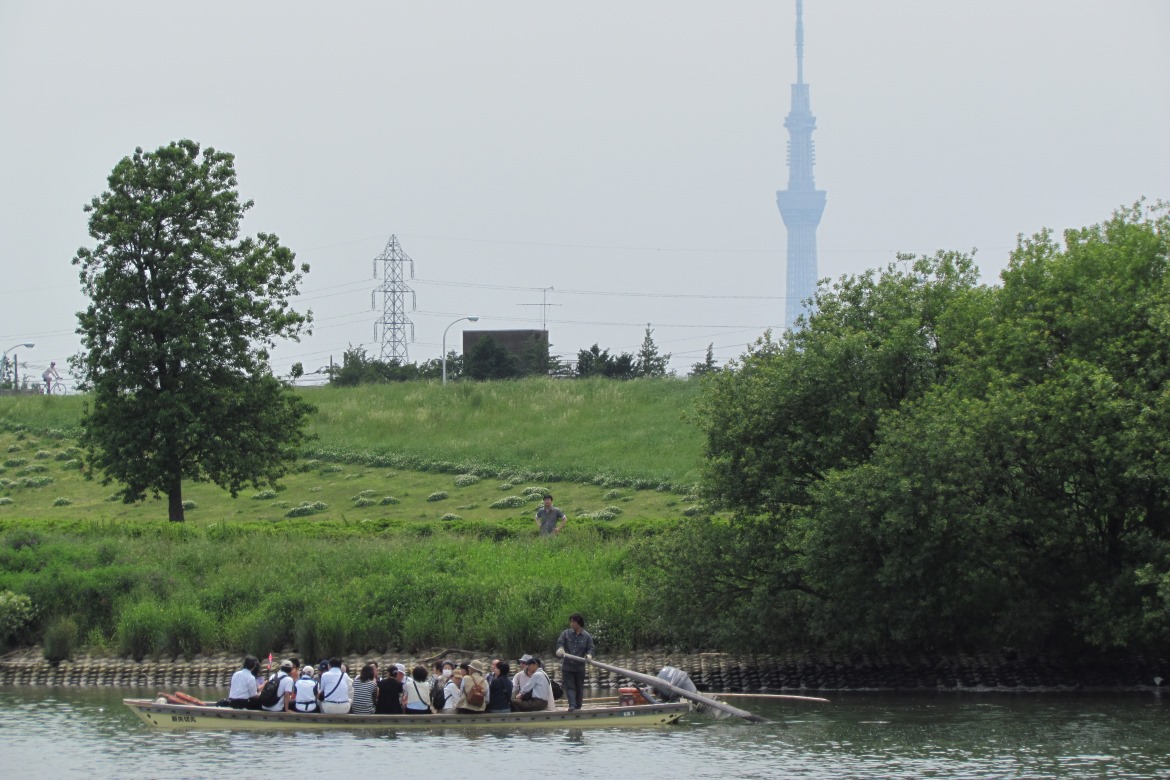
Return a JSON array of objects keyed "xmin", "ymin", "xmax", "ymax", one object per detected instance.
[{"xmin": 555, "ymin": 612, "xmax": 595, "ymax": 711}]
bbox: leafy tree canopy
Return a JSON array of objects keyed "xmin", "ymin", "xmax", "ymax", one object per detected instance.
[
  {"xmin": 648, "ymin": 202, "xmax": 1170, "ymax": 656},
  {"xmin": 73, "ymin": 140, "xmax": 314, "ymax": 521}
]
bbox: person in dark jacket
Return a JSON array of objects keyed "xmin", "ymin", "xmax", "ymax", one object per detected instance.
[{"xmin": 555, "ymin": 613, "xmax": 595, "ymax": 710}]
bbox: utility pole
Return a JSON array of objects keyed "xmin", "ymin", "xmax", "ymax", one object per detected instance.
[{"xmin": 517, "ymin": 286, "xmax": 559, "ymax": 331}]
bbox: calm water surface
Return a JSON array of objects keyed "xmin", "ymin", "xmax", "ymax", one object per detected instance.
[{"xmin": 1, "ymin": 687, "xmax": 1167, "ymax": 779}]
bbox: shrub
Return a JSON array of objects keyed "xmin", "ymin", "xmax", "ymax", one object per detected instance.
[
  {"xmin": 440, "ymin": 513, "xmax": 463, "ymax": 521},
  {"xmin": 681, "ymin": 506, "xmax": 703, "ymax": 517},
  {"xmin": 453, "ymin": 474, "xmax": 480, "ymax": 487},
  {"xmin": 117, "ymin": 601, "xmax": 163, "ymax": 661},
  {"xmin": 3, "ymin": 458, "xmax": 28, "ymax": 468},
  {"xmin": 59, "ymin": 459, "xmax": 81, "ymax": 470},
  {"xmin": 43, "ymin": 616, "xmax": 80, "ymax": 665},
  {"xmin": 490, "ymin": 495, "xmax": 527, "ymax": 509},
  {"xmin": 20, "ymin": 477, "xmax": 53, "ymax": 488},
  {"xmin": 16, "ymin": 464, "xmax": 50, "ymax": 475},
  {"xmin": 6, "ymin": 445, "xmax": 19, "ymax": 453},
  {"xmin": 497, "ymin": 483, "xmax": 513, "ymax": 491},
  {"xmin": 351, "ymin": 489, "xmax": 376, "ymax": 501},
  {"xmin": 159, "ymin": 604, "xmax": 212, "ymax": 660},
  {"xmin": 298, "ymin": 459, "xmax": 320, "ymax": 472},
  {"xmin": 0, "ymin": 497, "xmax": 12, "ymax": 507},
  {"xmin": 604, "ymin": 505, "xmax": 623, "ymax": 515},
  {"xmin": 426, "ymin": 491, "xmax": 448, "ymax": 502},
  {"xmin": 604, "ymin": 489, "xmax": 625, "ymax": 500},
  {"xmin": 252, "ymin": 489, "xmax": 278, "ymax": 500},
  {"xmin": 285, "ymin": 501, "xmax": 328, "ymax": 518},
  {"xmin": 0, "ymin": 590, "xmax": 35, "ymax": 647},
  {"xmin": 321, "ymin": 464, "xmax": 344, "ymax": 474},
  {"xmin": 379, "ymin": 496, "xmax": 400, "ymax": 506},
  {"xmin": 521, "ymin": 486, "xmax": 550, "ymax": 497},
  {"xmin": 354, "ymin": 498, "xmax": 376, "ymax": 508},
  {"xmin": 52, "ymin": 497, "xmax": 72, "ymax": 507},
  {"xmin": 55, "ymin": 448, "xmax": 81, "ymax": 461},
  {"xmin": 182, "ymin": 500, "xmax": 197, "ymax": 510},
  {"xmin": 34, "ymin": 451, "xmax": 52, "ymax": 460}
]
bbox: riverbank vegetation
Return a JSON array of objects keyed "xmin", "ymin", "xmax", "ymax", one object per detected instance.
[
  {"xmin": 649, "ymin": 202, "xmax": 1170, "ymax": 657},
  {"xmin": 2, "ymin": 204, "xmax": 1167, "ymax": 668}
]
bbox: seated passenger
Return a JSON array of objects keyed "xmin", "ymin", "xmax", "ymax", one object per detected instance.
[
  {"xmin": 350, "ymin": 662, "xmax": 378, "ymax": 714},
  {"xmin": 404, "ymin": 664, "xmax": 434, "ymax": 713},
  {"xmin": 261, "ymin": 659, "xmax": 296, "ymax": 713},
  {"xmin": 456, "ymin": 659, "xmax": 490, "ymax": 714},
  {"xmin": 291, "ymin": 666, "xmax": 320, "ymax": 713},
  {"xmin": 376, "ymin": 663, "xmax": 407, "ymax": 715},
  {"xmin": 227, "ymin": 655, "xmax": 262, "ymax": 710},
  {"xmin": 487, "ymin": 661, "xmax": 512, "ymax": 713},
  {"xmin": 511, "ymin": 656, "xmax": 551, "ymax": 712},
  {"xmin": 441, "ymin": 669, "xmax": 462, "ymax": 713},
  {"xmin": 318, "ymin": 657, "xmax": 352, "ymax": 714}
]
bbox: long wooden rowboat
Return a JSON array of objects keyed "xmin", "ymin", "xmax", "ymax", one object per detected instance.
[{"xmin": 123, "ymin": 698, "xmax": 691, "ymax": 731}]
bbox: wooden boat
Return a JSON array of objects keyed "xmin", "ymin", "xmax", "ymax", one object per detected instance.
[{"xmin": 123, "ymin": 697, "xmax": 691, "ymax": 731}]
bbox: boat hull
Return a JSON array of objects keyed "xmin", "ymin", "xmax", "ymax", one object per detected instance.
[{"xmin": 123, "ymin": 698, "xmax": 691, "ymax": 730}]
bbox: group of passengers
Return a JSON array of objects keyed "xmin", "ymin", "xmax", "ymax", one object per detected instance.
[
  {"xmin": 225, "ymin": 654, "xmax": 557, "ymax": 715},
  {"xmin": 225, "ymin": 614, "xmax": 595, "ymax": 715}
]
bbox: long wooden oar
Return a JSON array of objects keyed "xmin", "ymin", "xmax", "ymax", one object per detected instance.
[
  {"xmin": 716, "ymin": 692, "xmax": 829, "ymax": 703},
  {"xmin": 563, "ymin": 653, "xmax": 769, "ymax": 723}
]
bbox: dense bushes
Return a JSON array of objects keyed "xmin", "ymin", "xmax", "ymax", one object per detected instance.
[
  {"xmin": 661, "ymin": 203, "xmax": 1170, "ymax": 655},
  {"xmin": 0, "ymin": 521, "xmax": 653, "ymax": 658}
]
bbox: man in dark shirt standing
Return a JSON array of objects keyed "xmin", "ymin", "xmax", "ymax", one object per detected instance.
[
  {"xmin": 555, "ymin": 612, "xmax": 595, "ymax": 711},
  {"xmin": 535, "ymin": 494, "xmax": 566, "ymax": 536},
  {"xmin": 375, "ymin": 663, "xmax": 407, "ymax": 714}
]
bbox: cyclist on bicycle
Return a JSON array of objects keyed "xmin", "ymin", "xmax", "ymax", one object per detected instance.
[{"xmin": 42, "ymin": 362, "xmax": 61, "ymax": 394}]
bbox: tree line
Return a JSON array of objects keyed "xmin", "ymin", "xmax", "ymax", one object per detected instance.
[
  {"xmin": 322, "ymin": 325, "xmax": 677, "ymax": 386},
  {"xmin": 640, "ymin": 202, "xmax": 1170, "ymax": 657}
]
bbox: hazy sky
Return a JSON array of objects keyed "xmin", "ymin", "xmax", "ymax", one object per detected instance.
[{"xmin": 2, "ymin": 0, "xmax": 1167, "ymax": 382}]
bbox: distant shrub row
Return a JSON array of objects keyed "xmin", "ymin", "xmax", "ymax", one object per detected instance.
[{"xmin": 299, "ymin": 446, "xmax": 693, "ymax": 494}]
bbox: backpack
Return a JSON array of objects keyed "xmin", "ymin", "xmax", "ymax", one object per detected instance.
[
  {"xmin": 258, "ymin": 672, "xmax": 286, "ymax": 707},
  {"xmin": 465, "ymin": 676, "xmax": 486, "ymax": 707},
  {"xmin": 431, "ymin": 680, "xmax": 448, "ymax": 711}
]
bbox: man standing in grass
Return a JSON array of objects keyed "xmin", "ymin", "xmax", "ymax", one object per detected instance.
[{"xmin": 536, "ymin": 494, "xmax": 566, "ymax": 536}]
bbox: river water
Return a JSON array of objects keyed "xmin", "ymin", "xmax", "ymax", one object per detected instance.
[{"xmin": 1, "ymin": 687, "xmax": 1166, "ymax": 779}]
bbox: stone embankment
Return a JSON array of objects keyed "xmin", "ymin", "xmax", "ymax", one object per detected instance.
[{"xmin": 2, "ymin": 649, "xmax": 1166, "ymax": 691}]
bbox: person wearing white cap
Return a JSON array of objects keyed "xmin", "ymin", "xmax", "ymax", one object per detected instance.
[
  {"xmin": 291, "ymin": 665, "xmax": 320, "ymax": 713},
  {"xmin": 261, "ymin": 659, "xmax": 296, "ymax": 712}
]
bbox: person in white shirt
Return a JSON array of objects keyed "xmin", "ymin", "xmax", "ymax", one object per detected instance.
[
  {"xmin": 227, "ymin": 656, "xmax": 262, "ymax": 709},
  {"xmin": 511, "ymin": 656, "xmax": 553, "ymax": 712},
  {"xmin": 318, "ymin": 657, "xmax": 352, "ymax": 714},
  {"xmin": 441, "ymin": 669, "xmax": 462, "ymax": 712},
  {"xmin": 261, "ymin": 659, "xmax": 297, "ymax": 712},
  {"xmin": 292, "ymin": 666, "xmax": 320, "ymax": 713}
]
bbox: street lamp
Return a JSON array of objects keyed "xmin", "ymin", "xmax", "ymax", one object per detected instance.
[
  {"xmin": 442, "ymin": 316, "xmax": 479, "ymax": 385},
  {"xmin": 1, "ymin": 343, "xmax": 34, "ymax": 388}
]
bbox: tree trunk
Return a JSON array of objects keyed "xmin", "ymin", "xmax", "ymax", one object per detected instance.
[{"xmin": 168, "ymin": 475, "xmax": 185, "ymax": 522}]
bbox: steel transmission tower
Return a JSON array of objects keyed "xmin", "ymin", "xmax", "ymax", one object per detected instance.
[
  {"xmin": 371, "ymin": 235, "xmax": 417, "ymax": 363},
  {"xmin": 777, "ymin": 0, "xmax": 827, "ymax": 330}
]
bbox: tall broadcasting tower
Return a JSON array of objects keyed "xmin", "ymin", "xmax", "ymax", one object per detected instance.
[{"xmin": 777, "ymin": 0, "xmax": 827, "ymax": 329}]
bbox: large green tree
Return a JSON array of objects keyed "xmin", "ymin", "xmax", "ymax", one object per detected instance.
[
  {"xmin": 647, "ymin": 203, "xmax": 1170, "ymax": 654},
  {"xmin": 73, "ymin": 140, "xmax": 314, "ymax": 521}
]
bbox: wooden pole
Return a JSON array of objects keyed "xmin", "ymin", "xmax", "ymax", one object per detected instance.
[
  {"xmin": 715, "ymin": 692, "xmax": 829, "ymax": 703},
  {"xmin": 564, "ymin": 653, "xmax": 769, "ymax": 724}
]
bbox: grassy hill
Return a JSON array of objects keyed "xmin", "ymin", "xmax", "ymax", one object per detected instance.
[
  {"xmin": 0, "ymin": 378, "xmax": 706, "ymax": 525},
  {"xmin": 0, "ymin": 379, "xmax": 708, "ymax": 658}
]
